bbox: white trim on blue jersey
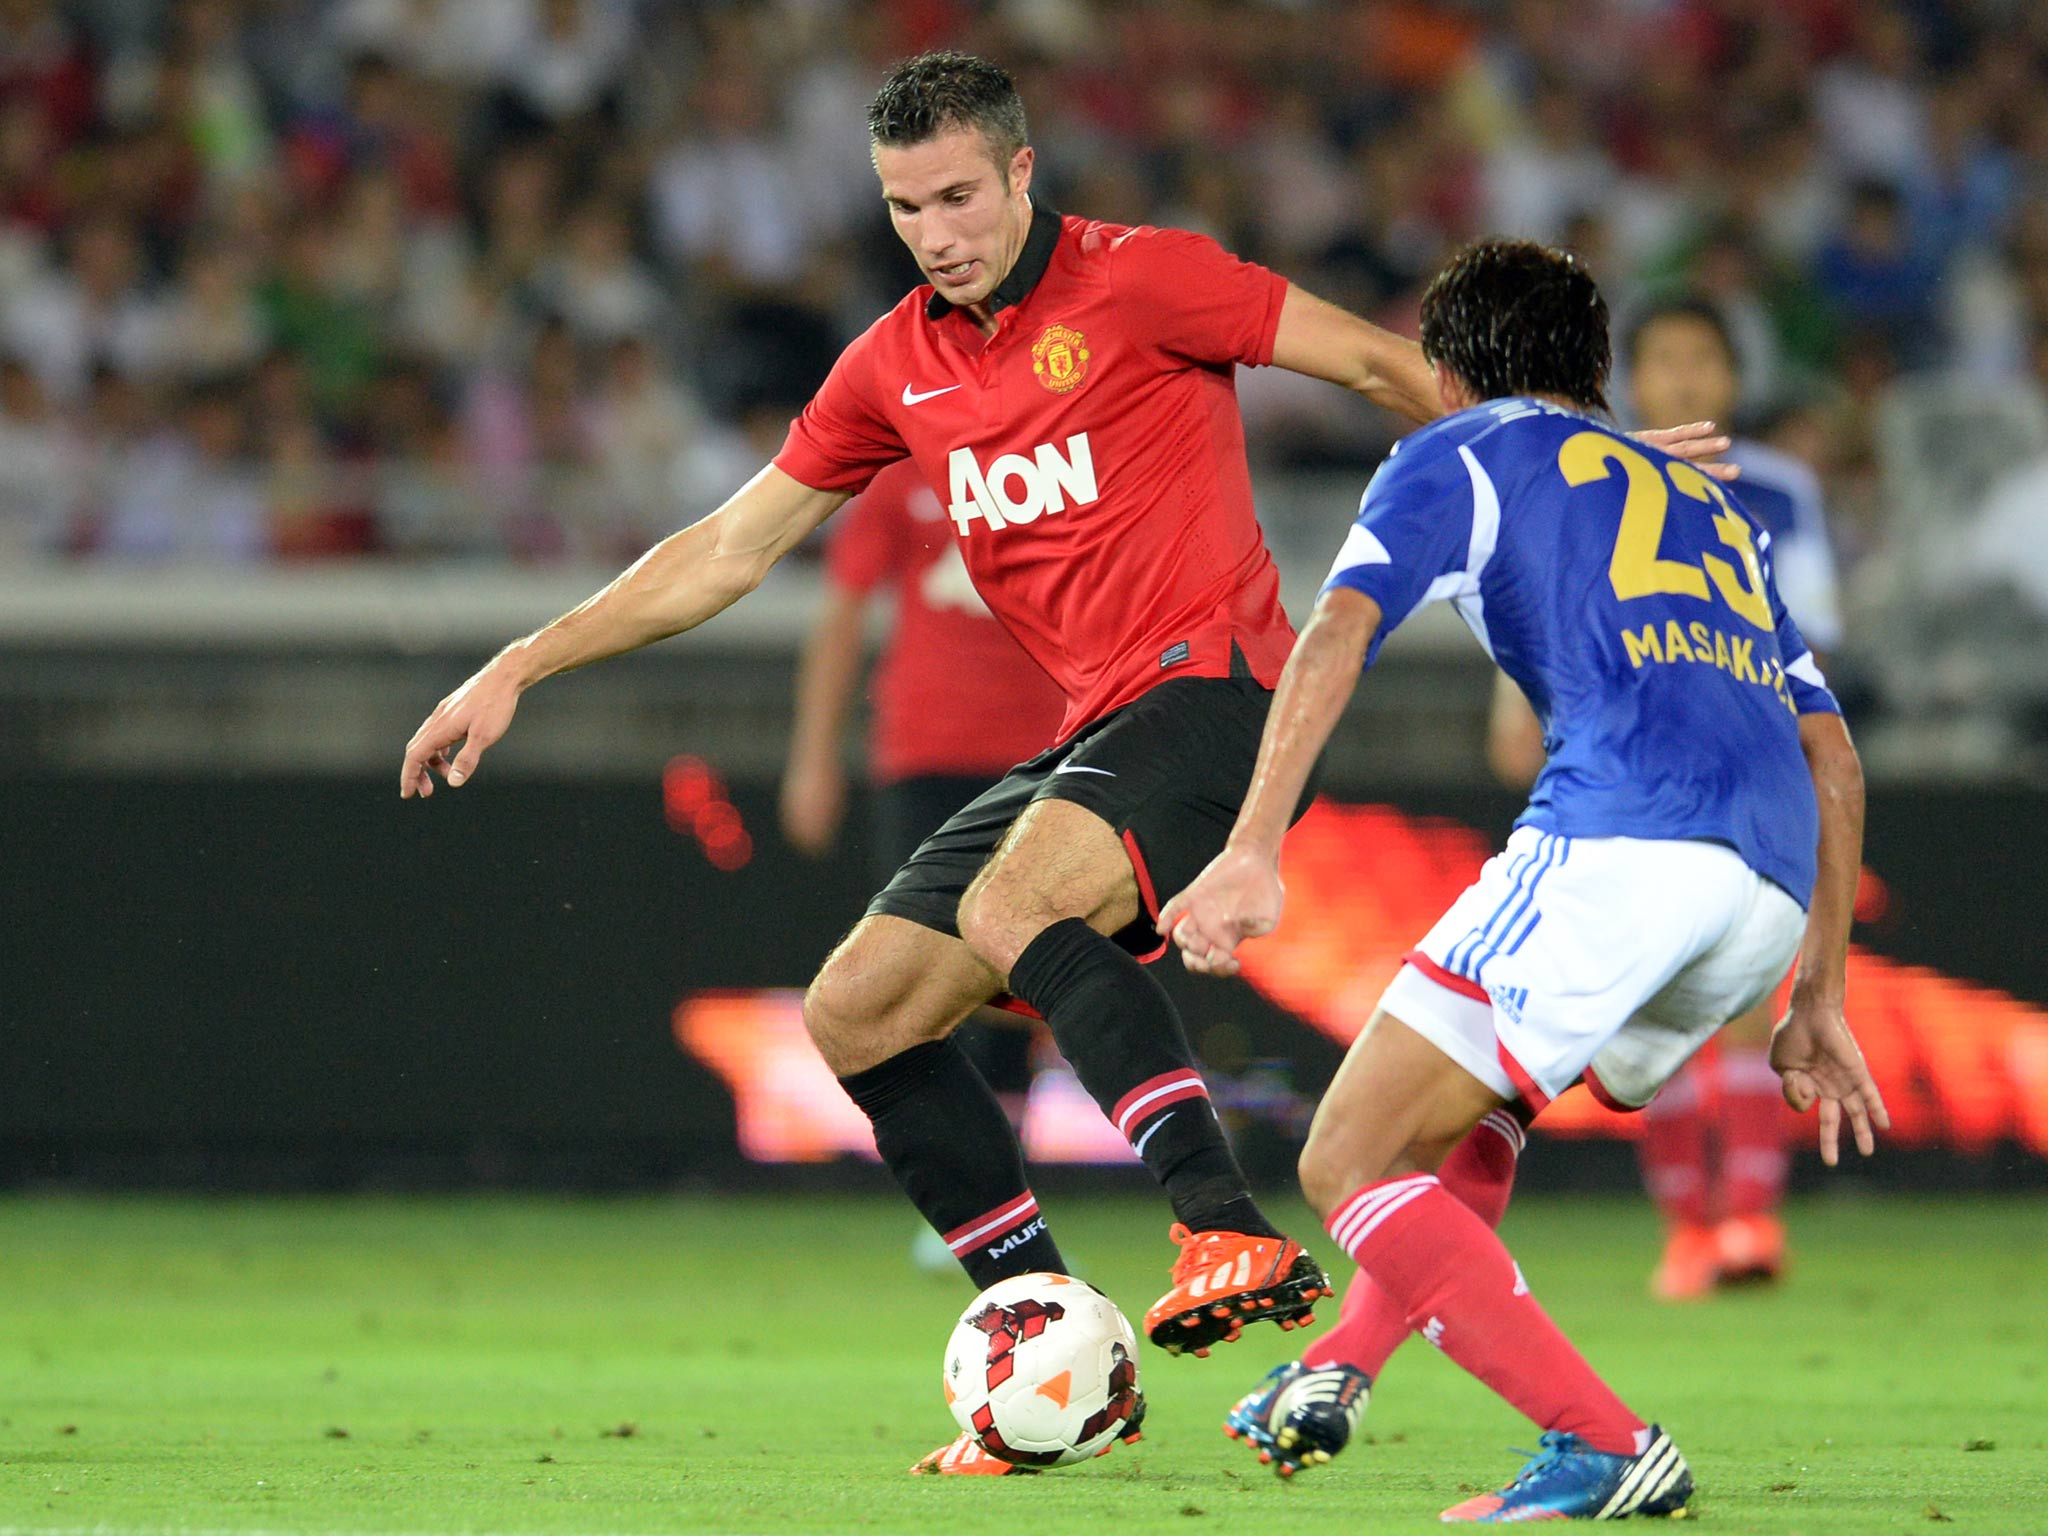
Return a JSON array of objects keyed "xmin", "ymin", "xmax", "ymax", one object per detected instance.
[{"xmin": 1724, "ymin": 438, "xmax": 1843, "ymax": 651}]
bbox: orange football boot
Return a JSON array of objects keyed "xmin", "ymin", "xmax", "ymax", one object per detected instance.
[
  {"xmin": 1648, "ymin": 1221, "xmax": 1720, "ymax": 1301},
  {"xmin": 1715, "ymin": 1211, "xmax": 1787, "ymax": 1284},
  {"xmin": 910, "ymin": 1399, "xmax": 1145, "ymax": 1477},
  {"xmin": 1143, "ymin": 1224, "xmax": 1334, "ymax": 1355},
  {"xmin": 909, "ymin": 1433, "xmax": 1036, "ymax": 1476}
]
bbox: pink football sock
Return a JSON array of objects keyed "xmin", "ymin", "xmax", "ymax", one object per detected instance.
[
  {"xmin": 1718, "ymin": 1047, "xmax": 1792, "ymax": 1217},
  {"xmin": 1638, "ymin": 1061, "xmax": 1711, "ymax": 1227},
  {"xmin": 1326, "ymin": 1172, "xmax": 1648, "ymax": 1455},
  {"xmin": 1304, "ymin": 1108, "xmax": 1524, "ymax": 1377}
]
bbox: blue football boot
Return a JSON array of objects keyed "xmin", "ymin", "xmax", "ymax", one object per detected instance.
[
  {"xmin": 1440, "ymin": 1425, "xmax": 1693, "ymax": 1522},
  {"xmin": 1224, "ymin": 1361, "xmax": 1372, "ymax": 1477}
]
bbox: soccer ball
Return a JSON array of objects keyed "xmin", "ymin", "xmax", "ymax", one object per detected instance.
[{"xmin": 942, "ymin": 1273, "xmax": 1143, "ymax": 1467}]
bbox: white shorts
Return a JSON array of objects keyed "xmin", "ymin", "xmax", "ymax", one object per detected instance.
[{"xmin": 1379, "ymin": 827, "xmax": 1806, "ymax": 1111}]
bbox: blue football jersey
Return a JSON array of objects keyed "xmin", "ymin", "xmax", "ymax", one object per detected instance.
[
  {"xmin": 1323, "ymin": 397, "xmax": 1841, "ymax": 905},
  {"xmin": 1721, "ymin": 438, "xmax": 1843, "ymax": 652}
]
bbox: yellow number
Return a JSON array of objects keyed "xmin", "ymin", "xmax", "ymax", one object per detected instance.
[
  {"xmin": 1669, "ymin": 463, "xmax": 1774, "ymax": 631},
  {"xmin": 1557, "ymin": 433, "xmax": 1772, "ymax": 633},
  {"xmin": 1557, "ymin": 432, "xmax": 1709, "ymax": 605}
]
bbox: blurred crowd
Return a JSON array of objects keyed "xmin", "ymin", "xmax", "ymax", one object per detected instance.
[{"xmin": 0, "ymin": 0, "xmax": 2042, "ymax": 595}]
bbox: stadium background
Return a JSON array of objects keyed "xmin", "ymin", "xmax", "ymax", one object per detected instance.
[
  {"xmin": 4, "ymin": 4, "xmax": 2046, "ymax": 1532},
  {"xmin": 4, "ymin": 0, "xmax": 2043, "ymax": 1190}
]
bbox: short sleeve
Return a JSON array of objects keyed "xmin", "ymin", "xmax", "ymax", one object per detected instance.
[
  {"xmin": 773, "ymin": 321, "xmax": 906, "ymax": 495},
  {"xmin": 1764, "ymin": 524, "xmax": 1843, "ymax": 654},
  {"xmin": 824, "ymin": 464, "xmax": 914, "ymax": 596},
  {"xmin": 1106, "ymin": 225, "xmax": 1289, "ymax": 369},
  {"xmin": 1763, "ymin": 547, "xmax": 1842, "ymax": 717},
  {"xmin": 1320, "ymin": 438, "xmax": 1479, "ymax": 668}
]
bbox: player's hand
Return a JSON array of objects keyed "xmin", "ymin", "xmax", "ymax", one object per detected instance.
[
  {"xmin": 779, "ymin": 756, "xmax": 847, "ymax": 857},
  {"xmin": 399, "ymin": 658, "xmax": 522, "ymax": 799},
  {"xmin": 1769, "ymin": 993, "xmax": 1890, "ymax": 1166},
  {"xmin": 1158, "ymin": 844, "xmax": 1285, "ymax": 978},
  {"xmin": 1632, "ymin": 420, "xmax": 1739, "ymax": 482}
]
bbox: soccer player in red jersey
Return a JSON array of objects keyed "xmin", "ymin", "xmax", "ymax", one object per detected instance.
[
  {"xmin": 780, "ymin": 457, "xmax": 1065, "ymax": 1271},
  {"xmin": 399, "ymin": 53, "xmax": 1730, "ymax": 1475}
]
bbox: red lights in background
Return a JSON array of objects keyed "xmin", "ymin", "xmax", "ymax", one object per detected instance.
[
  {"xmin": 663, "ymin": 755, "xmax": 752, "ymax": 870},
  {"xmin": 673, "ymin": 991, "xmax": 1137, "ymax": 1165},
  {"xmin": 666, "ymin": 798, "xmax": 2048, "ymax": 1161}
]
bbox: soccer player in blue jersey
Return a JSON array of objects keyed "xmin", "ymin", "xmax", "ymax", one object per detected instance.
[
  {"xmin": 1490, "ymin": 294, "xmax": 1848, "ymax": 1299},
  {"xmin": 1160, "ymin": 240, "xmax": 1887, "ymax": 1522}
]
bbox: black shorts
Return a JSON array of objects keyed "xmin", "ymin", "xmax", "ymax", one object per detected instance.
[
  {"xmin": 869, "ymin": 773, "xmax": 1007, "ymax": 892},
  {"xmin": 867, "ymin": 664, "xmax": 1307, "ymax": 960}
]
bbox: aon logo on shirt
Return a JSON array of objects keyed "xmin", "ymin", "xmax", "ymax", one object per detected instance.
[{"xmin": 947, "ymin": 433, "xmax": 1098, "ymax": 535}]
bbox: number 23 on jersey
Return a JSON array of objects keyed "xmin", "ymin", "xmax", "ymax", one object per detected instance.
[{"xmin": 1557, "ymin": 433, "xmax": 1774, "ymax": 631}]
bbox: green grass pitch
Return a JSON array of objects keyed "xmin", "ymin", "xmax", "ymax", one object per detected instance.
[{"xmin": 1, "ymin": 1191, "xmax": 2042, "ymax": 1534}]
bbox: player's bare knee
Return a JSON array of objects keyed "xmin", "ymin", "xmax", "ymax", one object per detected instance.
[
  {"xmin": 800, "ymin": 961, "xmax": 867, "ymax": 1075},
  {"xmin": 802, "ymin": 937, "xmax": 918, "ymax": 1075},
  {"xmin": 956, "ymin": 878, "xmax": 1032, "ymax": 978},
  {"xmin": 1296, "ymin": 1134, "xmax": 1365, "ymax": 1220}
]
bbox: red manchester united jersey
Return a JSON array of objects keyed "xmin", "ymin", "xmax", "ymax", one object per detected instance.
[
  {"xmin": 826, "ymin": 458, "xmax": 1066, "ymax": 782},
  {"xmin": 775, "ymin": 204, "xmax": 1295, "ymax": 741}
]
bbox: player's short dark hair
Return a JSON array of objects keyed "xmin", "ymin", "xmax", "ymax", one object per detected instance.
[
  {"xmin": 1419, "ymin": 238, "xmax": 1611, "ymax": 413},
  {"xmin": 1622, "ymin": 293, "xmax": 1738, "ymax": 371},
  {"xmin": 867, "ymin": 51, "xmax": 1029, "ymax": 169}
]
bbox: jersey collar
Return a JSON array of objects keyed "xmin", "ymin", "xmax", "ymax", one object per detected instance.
[{"xmin": 923, "ymin": 198, "xmax": 1062, "ymax": 322}]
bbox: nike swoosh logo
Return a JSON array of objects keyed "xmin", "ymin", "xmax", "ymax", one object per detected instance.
[
  {"xmin": 1053, "ymin": 763, "xmax": 1115, "ymax": 777},
  {"xmin": 901, "ymin": 383, "xmax": 963, "ymax": 405},
  {"xmin": 1132, "ymin": 1112, "xmax": 1174, "ymax": 1159}
]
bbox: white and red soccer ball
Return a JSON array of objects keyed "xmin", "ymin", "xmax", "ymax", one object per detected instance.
[{"xmin": 942, "ymin": 1273, "xmax": 1144, "ymax": 1467}]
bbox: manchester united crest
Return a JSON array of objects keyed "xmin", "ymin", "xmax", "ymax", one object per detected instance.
[{"xmin": 1031, "ymin": 323, "xmax": 1090, "ymax": 394}]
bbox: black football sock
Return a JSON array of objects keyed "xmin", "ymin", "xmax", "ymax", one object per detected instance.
[
  {"xmin": 954, "ymin": 1017, "xmax": 1035, "ymax": 1135},
  {"xmin": 839, "ymin": 1037, "xmax": 1067, "ymax": 1288},
  {"xmin": 1008, "ymin": 918, "xmax": 1281, "ymax": 1238}
]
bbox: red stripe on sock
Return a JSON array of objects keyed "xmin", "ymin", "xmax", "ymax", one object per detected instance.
[
  {"xmin": 1120, "ymin": 830, "xmax": 1170, "ymax": 964},
  {"xmin": 1111, "ymin": 1070, "xmax": 1209, "ymax": 1139},
  {"xmin": 1402, "ymin": 948, "xmax": 1489, "ymax": 1002},
  {"xmin": 1306, "ymin": 1117, "xmax": 1520, "ymax": 1376},
  {"xmin": 942, "ymin": 1192, "xmax": 1040, "ymax": 1251}
]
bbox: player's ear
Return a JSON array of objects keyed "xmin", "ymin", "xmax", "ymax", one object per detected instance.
[
  {"xmin": 1007, "ymin": 144, "xmax": 1034, "ymax": 201},
  {"xmin": 1432, "ymin": 361, "xmax": 1475, "ymax": 415}
]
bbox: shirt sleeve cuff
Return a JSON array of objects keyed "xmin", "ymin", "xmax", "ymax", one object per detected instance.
[{"xmin": 1248, "ymin": 269, "xmax": 1290, "ymax": 367}]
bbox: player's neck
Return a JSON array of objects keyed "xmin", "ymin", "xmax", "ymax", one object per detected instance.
[{"xmin": 962, "ymin": 200, "xmax": 1038, "ymax": 336}]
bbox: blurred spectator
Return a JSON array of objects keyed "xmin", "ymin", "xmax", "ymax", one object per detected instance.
[
  {"xmin": 0, "ymin": 352, "xmax": 70, "ymax": 553},
  {"xmin": 590, "ymin": 332, "xmax": 724, "ymax": 535},
  {"xmin": 653, "ymin": 59, "xmax": 814, "ymax": 290},
  {"xmin": 101, "ymin": 376, "xmax": 264, "ymax": 561},
  {"xmin": 543, "ymin": 195, "xmax": 665, "ymax": 344},
  {"xmin": 1815, "ymin": 181, "xmax": 1942, "ymax": 366},
  {"xmin": 0, "ymin": 0, "xmax": 2025, "ymax": 638},
  {"xmin": 1813, "ymin": 3, "xmax": 1929, "ymax": 185},
  {"xmin": 3, "ymin": 213, "xmax": 164, "ymax": 400},
  {"xmin": 156, "ymin": 238, "xmax": 268, "ymax": 381}
]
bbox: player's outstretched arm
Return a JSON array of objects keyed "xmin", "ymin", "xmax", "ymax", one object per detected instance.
[
  {"xmin": 779, "ymin": 585, "xmax": 867, "ymax": 856},
  {"xmin": 1160, "ymin": 587, "xmax": 1383, "ymax": 976},
  {"xmin": 1270, "ymin": 283, "xmax": 1739, "ymax": 476},
  {"xmin": 1770, "ymin": 711, "xmax": 1889, "ymax": 1164},
  {"xmin": 400, "ymin": 467, "xmax": 848, "ymax": 799},
  {"xmin": 1270, "ymin": 285, "xmax": 1440, "ymax": 426}
]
